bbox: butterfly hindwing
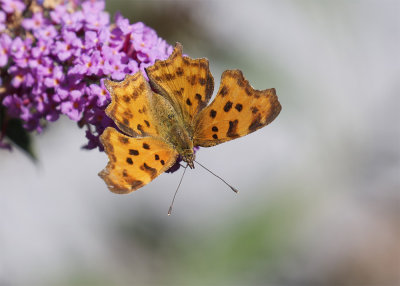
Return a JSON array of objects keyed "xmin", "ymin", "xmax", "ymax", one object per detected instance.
[
  {"xmin": 104, "ymin": 72, "xmax": 159, "ymax": 137},
  {"xmin": 145, "ymin": 43, "xmax": 214, "ymax": 134},
  {"xmin": 194, "ymin": 70, "xmax": 281, "ymax": 147},
  {"xmin": 99, "ymin": 127, "xmax": 179, "ymax": 194}
]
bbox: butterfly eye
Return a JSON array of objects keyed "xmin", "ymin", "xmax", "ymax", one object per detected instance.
[{"xmin": 168, "ymin": 114, "xmax": 174, "ymax": 119}]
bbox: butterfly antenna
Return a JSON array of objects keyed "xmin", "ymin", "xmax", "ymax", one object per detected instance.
[
  {"xmin": 194, "ymin": 160, "xmax": 239, "ymax": 194},
  {"xmin": 168, "ymin": 164, "xmax": 188, "ymax": 216}
]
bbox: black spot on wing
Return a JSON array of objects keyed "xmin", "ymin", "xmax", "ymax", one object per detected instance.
[
  {"xmin": 141, "ymin": 163, "xmax": 157, "ymax": 179},
  {"xmin": 205, "ymin": 74, "xmax": 214, "ymax": 99},
  {"xmin": 123, "ymin": 110, "xmax": 133, "ymax": 119},
  {"xmin": 131, "ymin": 90, "xmax": 139, "ymax": 100},
  {"xmin": 138, "ymin": 82, "xmax": 145, "ymax": 92},
  {"xmin": 129, "ymin": 149, "xmax": 139, "ymax": 155},
  {"xmin": 251, "ymin": 106, "xmax": 259, "ymax": 114},
  {"xmin": 119, "ymin": 136, "xmax": 129, "ymax": 144},
  {"xmin": 235, "ymin": 103, "xmax": 243, "ymax": 112},
  {"xmin": 123, "ymin": 95, "xmax": 130, "ymax": 103},
  {"xmin": 195, "ymin": 93, "xmax": 202, "ymax": 102},
  {"xmin": 176, "ymin": 67, "xmax": 184, "ymax": 76},
  {"xmin": 227, "ymin": 120, "xmax": 239, "ymax": 138},
  {"xmin": 187, "ymin": 75, "xmax": 197, "ymax": 85},
  {"xmin": 224, "ymin": 101, "xmax": 233, "ymax": 112},
  {"xmin": 210, "ymin": 110, "xmax": 217, "ymax": 118},
  {"xmin": 174, "ymin": 88, "xmax": 184, "ymax": 97},
  {"xmin": 165, "ymin": 73, "xmax": 175, "ymax": 81},
  {"xmin": 220, "ymin": 85, "xmax": 229, "ymax": 97}
]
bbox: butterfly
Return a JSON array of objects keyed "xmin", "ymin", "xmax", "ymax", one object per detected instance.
[{"xmin": 99, "ymin": 43, "xmax": 281, "ymax": 194}]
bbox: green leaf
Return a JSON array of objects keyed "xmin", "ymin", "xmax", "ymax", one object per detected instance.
[{"xmin": 0, "ymin": 106, "xmax": 37, "ymax": 161}]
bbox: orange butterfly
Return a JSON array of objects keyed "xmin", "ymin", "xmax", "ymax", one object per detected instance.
[{"xmin": 99, "ymin": 43, "xmax": 281, "ymax": 194}]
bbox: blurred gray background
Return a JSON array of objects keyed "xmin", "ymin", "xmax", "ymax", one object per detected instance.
[{"xmin": 1, "ymin": 0, "xmax": 399, "ymax": 285}]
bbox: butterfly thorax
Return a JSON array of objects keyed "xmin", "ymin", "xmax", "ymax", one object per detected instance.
[{"xmin": 150, "ymin": 92, "xmax": 195, "ymax": 168}]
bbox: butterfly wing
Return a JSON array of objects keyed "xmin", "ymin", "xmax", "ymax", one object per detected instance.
[
  {"xmin": 145, "ymin": 43, "xmax": 214, "ymax": 134},
  {"xmin": 104, "ymin": 72, "xmax": 159, "ymax": 137},
  {"xmin": 99, "ymin": 127, "xmax": 179, "ymax": 194},
  {"xmin": 194, "ymin": 70, "xmax": 281, "ymax": 147}
]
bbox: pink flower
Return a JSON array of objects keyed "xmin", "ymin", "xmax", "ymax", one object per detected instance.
[
  {"xmin": 0, "ymin": 33, "xmax": 11, "ymax": 67},
  {"xmin": 0, "ymin": 0, "xmax": 173, "ymax": 153},
  {"xmin": 1, "ymin": 0, "xmax": 26, "ymax": 14}
]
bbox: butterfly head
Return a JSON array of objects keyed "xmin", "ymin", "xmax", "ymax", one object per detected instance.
[{"xmin": 181, "ymin": 149, "xmax": 195, "ymax": 169}]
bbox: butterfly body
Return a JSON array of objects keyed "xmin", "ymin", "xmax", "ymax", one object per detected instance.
[
  {"xmin": 100, "ymin": 43, "xmax": 281, "ymax": 194},
  {"xmin": 148, "ymin": 91, "xmax": 196, "ymax": 168}
]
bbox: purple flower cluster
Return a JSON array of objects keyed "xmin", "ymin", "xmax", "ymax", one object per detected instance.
[{"xmin": 0, "ymin": 0, "xmax": 172, "ymax": 150}]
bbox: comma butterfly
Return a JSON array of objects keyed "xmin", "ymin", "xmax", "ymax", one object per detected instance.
[{"xmin": 99, "ymin": 43, "xmax": 281, "ymax": 194}]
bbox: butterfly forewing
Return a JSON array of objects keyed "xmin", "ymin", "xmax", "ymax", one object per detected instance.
[
  {"xmin": 194, "ymin": 70, "xmax": 281, "ymax": 147},
  {"xmin": 145, "ymin": 43, "xmax": 214, "ymax": 134},
  {"xmin": 104, "ymin": 72, "xmax": 159, "ymax": 137}
]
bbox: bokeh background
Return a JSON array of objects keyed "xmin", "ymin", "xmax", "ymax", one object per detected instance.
[{"xmin": 1, "ymin": 0, "xmax": 399, "ymax": 285}]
